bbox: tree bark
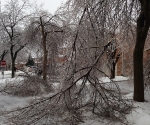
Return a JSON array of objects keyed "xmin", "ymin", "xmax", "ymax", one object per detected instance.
[
  {"xmin": 43, "ymin": 37, "xmax": 48, "ymax": 81},
  {"xmin": 110, "ymin": 62, "xmax": 116, "ymax": 79},
  {"xmin": 133, "ymin": 0, "xmax": 150, "ymax": 102},
  {"xmin": 110, "ymin": 48, "xmax": 120, "ymax": 79},
  {"xmin": 40, "ymin": 16, "xmax": 48, "ymax": 81},
  {"xmin": 10, "ymin": 45, "xmax": 15, "ymax": 78},
  {"xmin": 11, "ymin": 58, "xmax": 15, "ymax": 78}
]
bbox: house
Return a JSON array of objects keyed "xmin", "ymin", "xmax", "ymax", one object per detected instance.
[{"xmin": 115, "ymin": 42, "xmax": 150, "ymax": 77}]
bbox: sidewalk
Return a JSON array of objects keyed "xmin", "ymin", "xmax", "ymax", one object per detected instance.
[{"xmin": 0, "ymin": 70, "xmax": 24, "ymax": 79}]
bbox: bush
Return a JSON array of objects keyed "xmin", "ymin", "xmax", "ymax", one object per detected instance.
[{"xmin": 4, "ymin": 76, "xmax": 53, "ymax": 97}]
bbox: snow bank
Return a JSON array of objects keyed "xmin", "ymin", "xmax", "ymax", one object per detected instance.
[
  {"xmin": 0, "ymin": 70, "xmax": 24, "ymax": 84},
  {"xmin": 100, "ymin": 76, "xmax": 129, "ymax": 83},
  {"xmin": 124, "ymin": 92, "xmax": 150, "ymax": 125}
]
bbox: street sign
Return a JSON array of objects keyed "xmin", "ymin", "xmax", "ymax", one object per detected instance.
[{"xmin": 0, "ymin": 60, "xmax": 6, "ymax": 67}]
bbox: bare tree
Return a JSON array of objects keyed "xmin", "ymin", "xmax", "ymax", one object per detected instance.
[
  {"xmin": 27, "ymin": 12, "xmax": 63, "ymax": 81},
  {"xmin": 133, "ymin": 0, "xmax": 150, "ymax": 102},
  {"xmin": 105, "ymin": 37, "xmax": 121, "ymax": 79},
  {"xmin": 0, "ymin": 0, "xmax": 32, "ymax": 78}
]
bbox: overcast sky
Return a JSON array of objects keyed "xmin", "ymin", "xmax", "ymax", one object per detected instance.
[
  {"xmin": 0, "ymin": 0, "xmax": 67, "ymax": 14},
  {"xmin": 31, "ymin": 0, "xmax": 66, "ymax": 14}
]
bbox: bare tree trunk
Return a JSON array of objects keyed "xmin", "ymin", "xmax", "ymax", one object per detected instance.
[
  {"xmin": 11, "ymin": 58, "xmax": 15, "ymax": 78},
  {"xmin": 134, "ymin": 0, "xmax": 150, "ymax": 102},
  {"xmin": 40, "ymin": 16, "xmax": 48, "ymax": 81},
  {"xmin": 43, "ymin": 37, "xmax": 48, "ymax": 81},
  {"xmin": 110, "ymin": 62, "xmax": 116, "ymax": 79},
  {"xmin": 110, "ymin": 48, "xmax": 120, "ymax": 79},
  {"xmin": 10, "ymin": 45, "xmax": 15, "ymax": 78}
]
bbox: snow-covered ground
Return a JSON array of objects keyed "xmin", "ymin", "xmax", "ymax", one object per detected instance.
[
  {"xmin": 0, "ymin": 71, "xmax": 150, "ymax": 125},
  {"xmin": 0, "ymin": 70, "xmax": 24, "ymax": 79},
  {"xmin": 100, "ymin": 76, "xmax": 130, "ymax": 83}
]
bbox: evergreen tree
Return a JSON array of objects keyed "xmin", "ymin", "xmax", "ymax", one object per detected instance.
[{"xmin": 25, "ymin": 54, "xmax": 35, "ymax": 67}]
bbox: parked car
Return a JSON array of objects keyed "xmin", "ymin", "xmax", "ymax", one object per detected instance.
[
  {"xmin": 30, "ymin": 66, "xmax": 37, "ymax": 72},
  {"xmin": 26, "ymin": 66, "xmax": 37, "ymax": 72}
]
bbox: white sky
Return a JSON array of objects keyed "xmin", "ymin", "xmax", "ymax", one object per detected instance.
[
  {"xmin": 0, "ymin": 0, "xmax": 67, "ymax": 14},
  {"xmin": 31, "ymin": 0, "xmax": 66, "ymax": 14}
]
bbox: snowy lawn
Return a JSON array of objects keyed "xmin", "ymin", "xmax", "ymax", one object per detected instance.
[
  {"xmin": 100, "ymin": 76, "xmax": 130, "ymax": 83},
  {"xmin": 0, "ymin": 73, "xmax": 150, "ymax": 125}
]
